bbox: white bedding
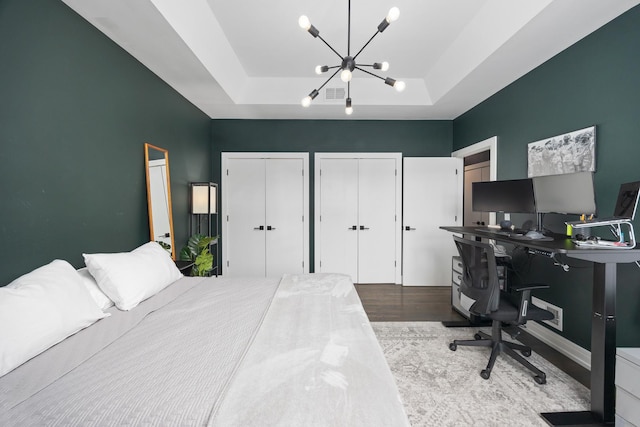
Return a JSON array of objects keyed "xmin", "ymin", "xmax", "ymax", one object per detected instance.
[{"xmin": 1, "ymin": 273, "xmax": 409, "ymax": 426}]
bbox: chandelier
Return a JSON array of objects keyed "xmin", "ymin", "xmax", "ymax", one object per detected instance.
[{"xmin": 298, "ymin": 0, "xmax": 405, "ymax": 115}]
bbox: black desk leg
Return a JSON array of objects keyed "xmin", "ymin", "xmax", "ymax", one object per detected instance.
[{"xmin": 541, "ymin": 262, "xmax": 616, "ymax": 426}]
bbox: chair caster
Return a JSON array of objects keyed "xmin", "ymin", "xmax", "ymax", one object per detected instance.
[
  {"xmin": 521, "ymin": 349, "xmax": 532, "ymax": 357},
  {"xmin": 449, "ymin": 343, "xmax": 457, "ymax": 351},
  {"xmin": 474, "ymin": 333, "xmax": 482, "ymax": 340},
  {"xmin": 534, "ymin": 374, "xmax": 546, "ymax": 385},
  {"xmin": 480, "ymin": 370, "xmax": 491, "ymax": 380}
]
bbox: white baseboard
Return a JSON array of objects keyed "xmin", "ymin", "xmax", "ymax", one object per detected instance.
[
  {"xmin": 521, "ymin": 321, "xmax": 592, "ymax": 370},
  {"xmin": 401, "ymin": 283, "xmax": 451, "ymax": 287}
]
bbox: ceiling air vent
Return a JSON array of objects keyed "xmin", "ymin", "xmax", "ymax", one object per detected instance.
[{"xmin": 324, "ymin": 87, "xmax": 346, "ymax": 101}]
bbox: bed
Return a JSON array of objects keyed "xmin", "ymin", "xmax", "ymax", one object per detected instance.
[{"xmin": 0, "ymin": 243, "xmax": 409, "ymax": 426}]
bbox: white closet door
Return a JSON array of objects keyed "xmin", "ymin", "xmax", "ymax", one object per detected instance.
[
  {"xmin": 226, "ymin": 158, "xmax": 266, "ymax": 276},
  {"xmin": 265, "ymin": 159, "xmax": 305, "ymax": 277},
  {"xmin": 402, "ymin": 157, "xmax": 462, "ymax": 285},
  {"xmin": 358, "ymin": 158, "xmax": 397, "ymax": 283},
  {"xmin": 318, "ymin": 158, "xmax": 359, "ymax": 281}
]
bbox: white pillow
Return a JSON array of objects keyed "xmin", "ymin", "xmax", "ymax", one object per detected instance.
[
  {"xmin": 83, "ymin": 242, "xmax": 183, "ymax": 311},
  {"xmin": 0, "ymin": 260, "xmax": 109, "ymax": 377},
  {"xmin": 77, "ymin": 267, "xmax": 114, "ymax": 311}
]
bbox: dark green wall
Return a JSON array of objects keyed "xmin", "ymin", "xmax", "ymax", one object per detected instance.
[
  {"xmin": 0, "ymin": 0, "xmax": 211, "ymax": 285},
  {"xmin": 211, "ymin": 119, "xmax": 453, "ymax": 271},
  {"xmin": 453, "ymin": 5, "xmax": 640, "ymax": 348}
]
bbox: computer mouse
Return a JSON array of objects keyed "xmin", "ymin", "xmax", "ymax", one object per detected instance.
[{"xmin": 525, "ymin": 230, "xmax": 545, "ymax": 239}]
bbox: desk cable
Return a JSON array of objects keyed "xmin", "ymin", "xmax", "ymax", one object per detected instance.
[{"xmin": 551, "ymin": 253, "xmax": 570, "ymax": 272}]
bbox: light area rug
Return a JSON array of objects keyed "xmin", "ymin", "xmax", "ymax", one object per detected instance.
[{"xmin": 371, "ymin": 322, "xmax": 590, "ymax": 427}]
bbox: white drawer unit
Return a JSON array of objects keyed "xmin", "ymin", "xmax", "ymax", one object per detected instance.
[
  {"xmin": 451, "ymin": 256, "xmax": 469, "ymax": 317},
  {"xmin": 616, "ymin": 348, "xmax": 640, "ymax": 426}
]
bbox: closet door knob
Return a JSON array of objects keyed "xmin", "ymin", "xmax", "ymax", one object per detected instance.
[
  {"xmin": 404, "ymin": 226, "xmax": 416, "ymax": 231},
  {"xmin": 253, "ymin": 225, "xmax": 264, "ymax": 230},
  {"xmin": 348, "ymin": 225, "xmax": 357, "ymax": 230},
  {"xmin": 359, "ymin": 225, "xmax": 370, "ymax": 230},
  {"xmin": 267, "ymin": 226, "xmax": 276, "ymax": 231}
]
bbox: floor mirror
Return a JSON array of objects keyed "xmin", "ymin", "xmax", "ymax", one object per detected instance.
[{"xmin": 144, "ymin": 143, "xmax": 176, "ymax": 260}]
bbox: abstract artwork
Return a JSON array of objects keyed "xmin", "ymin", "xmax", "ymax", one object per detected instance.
[{"xmin": 527, "ymin": 126, "xmax": 596, "ymax": 177}]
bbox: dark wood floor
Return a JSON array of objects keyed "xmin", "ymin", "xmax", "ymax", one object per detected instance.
[{"xmin": 355, "ymin": 284, "xmax": 590, "ymax": 388}]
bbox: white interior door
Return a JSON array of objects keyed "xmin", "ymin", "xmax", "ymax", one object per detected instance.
[
  {"xmin": 226, "ymin": 158, "xmax": 266, "ymax": 276},
  {"xmin": 402, "ymin": 157, "xmax": 463, "ymax": 286},
  {"xmin": 223, "ymin": 152, "xmax": 309, "ymax": 278},
  {"xmin": 358, "ymin": 158, "xmax": 397, "ymax": 283},
  {"xmin": 265, "ymin": 159, "xmax": 305, "ymax": 277},
  {"xmin": 315, "ymin": 153, "xmax": 402, "ymax": 284},
  {"xmin": 317, "ymin": 158, "xmax": 359, "ymax": 281}
]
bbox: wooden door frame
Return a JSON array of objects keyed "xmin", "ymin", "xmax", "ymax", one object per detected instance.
[
  {"xmin": 314, "ymin": 153, "xmax": 403, "ymax": 284},
  {"xmin": 221, "ymin": 152, "xmax": 310, "ymax": 276}
]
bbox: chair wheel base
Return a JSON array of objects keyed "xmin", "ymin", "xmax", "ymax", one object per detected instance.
[
  {"xmin": 534, "ymin": 374, "xmax": 546, "ymax": 384},
  {"xmin": 521, "ymin": 349, "xmax": 532, "ymax": 357},
  {"xmin": 449, "ymin": 343, "xmax": 457, "ymax": 351},
  {"xmin": 480, "ymin": 369, "xmax": 491, "ymax": 380}
]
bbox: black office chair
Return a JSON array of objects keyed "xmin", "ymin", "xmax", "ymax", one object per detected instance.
[{"xmin": 448, "ymin": 235, "xmax": 554, "ymax": 384}]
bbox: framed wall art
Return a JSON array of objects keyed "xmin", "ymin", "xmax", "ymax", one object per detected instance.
[{"xmin": 527, "ymin": 126, "xmax": 596, "ymax": 177}]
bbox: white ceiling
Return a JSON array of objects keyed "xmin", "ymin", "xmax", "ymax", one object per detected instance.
[{"xmin": 62, "ymin": 0, "xmax": 639, "ymax": 120}]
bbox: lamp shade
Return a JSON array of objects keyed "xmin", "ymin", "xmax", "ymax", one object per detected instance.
[{"xmin": 191, "ymin": 182, "xmax": 217, "ymax": 214}]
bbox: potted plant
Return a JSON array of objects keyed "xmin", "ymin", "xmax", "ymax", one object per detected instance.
[{"xmin": 179, "ymin": 234, "xmax": 216, "ymax": 276}]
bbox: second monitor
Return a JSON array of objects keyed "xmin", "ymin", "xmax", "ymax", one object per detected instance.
[{"xmin": 531, "ymin": 171, "xmax": 596, "ymax": 215}]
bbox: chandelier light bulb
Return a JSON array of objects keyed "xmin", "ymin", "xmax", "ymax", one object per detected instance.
[
  {"xmin": 345, "ymin": 98, "xmax": 353, "ymax": 115},
  {"xmin": 394, "ymin": 80, "xmax": 406, "ymax": 92},
  {"xmin": 315, "ymin": 65, "xmax": 323, "ymax": 75},
  {"xmin": 298, "ymin": 15, "xmax": 311, "ymax": 30},
  {"xmin": 386, "ymin": 7, "xmax": 400, "ymax": 23},
  {"xmin": 340, "ymin": 69, "xmax": 352, "ymax": 83},
  {"xmin": 301, "ymin": 96, "xmax": 312, "ymax": 107},
  {"xmin": 381, "ymin": 61, "xmax": 389, "ymax": 71}
]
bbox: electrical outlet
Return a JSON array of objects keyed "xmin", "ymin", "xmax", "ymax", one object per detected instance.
[{"xmin": 532, "ymin": 297, "xmax": 563, "ymax": 331}]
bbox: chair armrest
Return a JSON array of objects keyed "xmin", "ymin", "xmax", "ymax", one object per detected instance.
[
  {"xmin": 512, "ymin": 283, "xmax": 550, "ymax": 292},
  {"xmin": 510, "ymin": 283, "xmax": 549, "ymax": 324}
]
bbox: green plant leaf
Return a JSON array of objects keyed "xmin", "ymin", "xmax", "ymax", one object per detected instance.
[{"xmin": 180, "ymin": 234, "xmax": 217, "ymax": 275}]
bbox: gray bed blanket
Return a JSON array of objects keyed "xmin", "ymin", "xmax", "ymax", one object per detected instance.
[
  {"xmin": 2, "ymin": 276, "xmax": 279, "ymax": 426},
  {"xmin": 210, "ymin": 273, "xmax": 410, "ymax": 427},
  {"xmin": 1, "ymin": 274, "xmax": 409, "ymax": 426}
]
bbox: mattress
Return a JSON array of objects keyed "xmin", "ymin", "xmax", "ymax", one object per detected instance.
[{"xmin": 1, "ymin": 273, "xmax": 409, "ymax": 426}]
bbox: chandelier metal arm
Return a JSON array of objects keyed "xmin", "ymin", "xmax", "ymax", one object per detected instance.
[
  {"xmin": 352, "ymin": 31, "xmax": 381, "ymax": 61},
  {"xmin": 355, "ymin": 66, "xmax": 385, "ymax": 81},
  {"xmin": 317, "ymin": 68, "xmax": 342, "ymax": 92},
  {"xmin": 317, "ymin": 35, "xmax": 344, "ymax": 62},
  {"xmin": 347, "ymin": 0, "xmax": 351, "ymax": 56}
]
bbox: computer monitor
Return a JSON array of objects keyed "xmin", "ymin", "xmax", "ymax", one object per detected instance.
[
  {"xmin": 472, "ymin": 179, "xmax": 536, "ymax": 213},
  {"xmin": 614, "ymin": 181, "xmax": 640, "ymax": 219},
  {"xmin": 532, "ymin": 171, "xmax": 596, "ymax": 215}
]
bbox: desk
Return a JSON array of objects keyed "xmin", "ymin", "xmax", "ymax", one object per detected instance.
[{"xmin": 440, "ymin": 226, "xmax": 640, "ymax": 426}]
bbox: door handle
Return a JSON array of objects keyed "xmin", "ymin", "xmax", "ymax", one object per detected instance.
[
  {"xmin": 404, "ymin": 226, "xmax": 416, "ymax": 231},
  {"xmin": 267, "ymin": 225, "xmax": 276, "ymax": 231},
  {"xmin": 348, "ymin": 225, "xmax": 357, "ymax": 230},
  {"xmin": 253, "ymin": 225, "xmax": 264, "ymax": 230},
  {"xmin": 158, "ymin": 232, "xmax": 170, "ymax": 237},
  {"xmin": 359, "ymin": 225, "xmax": 370, "ymax": 230}
]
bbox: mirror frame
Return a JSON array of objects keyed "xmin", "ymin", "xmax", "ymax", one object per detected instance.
[{"xmin": 144, "ymin": 143, "xmax": 176, "ymax": 260}]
